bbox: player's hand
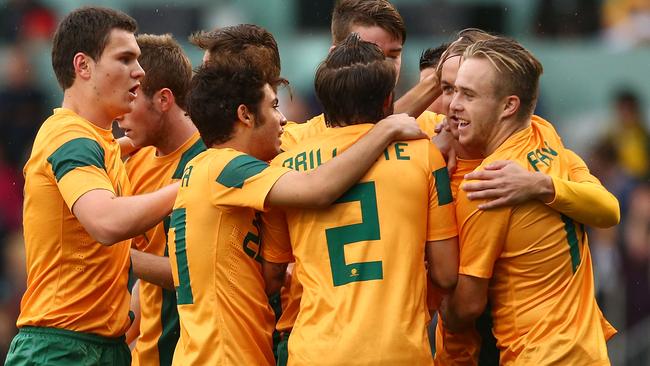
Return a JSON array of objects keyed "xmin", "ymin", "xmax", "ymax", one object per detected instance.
[
  {"xmin": 462, "ymin": 160, "xmax": 553, "ymax": 209},
  {"xmin": 433, "ymin": 117, "xmax": 452, "ymax": 134},
  {"xmin": 431, "ymin": 126, "xmax": 457, "ymax": 174},
  {"xmin": 380, "ymin": 113, "xmax": 427, "ymax": 141}
]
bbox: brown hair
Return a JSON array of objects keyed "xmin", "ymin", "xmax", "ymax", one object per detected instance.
[
  {"xmin": 331, "ymin": 0, "xmax": 406, "ymax": 45},
  {"xmin": 52, "ymin": 6, "xmax": 137, "ymax": 90},
  {"xmin": 190, "ymin": 24, "xmax": 281, "ymax": 82},
  {"xmin": 188, "ymin": 63, "xmax": 284, "ymax": 147},
  {"xmin": 136, "ymin": 34, "xmax": 192, "ymax": 110},
  {"xmin": 464, "ymin": 37, "xmax": 544, "ymax": 120},
  {"xmin": 314, "ymin": 33, "xmax": 396, "ymax": 127}
]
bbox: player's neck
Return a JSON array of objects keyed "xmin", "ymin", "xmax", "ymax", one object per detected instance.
[
  {"xmin": 62, "ymin": 87, "xmax": 114, "ymax": 130},
  {"xmin": 484, "ymin": 117, "xmax": 531, "ymax": 157},
  {"xmin": 155, "ymin": 106, "xmax": 197, "ymax": 156}
]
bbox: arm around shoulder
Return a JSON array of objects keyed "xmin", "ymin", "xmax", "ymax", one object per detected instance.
[
  {"xmin": 267, "ymin": 114, "xmax": 426, "ymax": 208},
  {"xmin": 72, "ymin": 182, "xmax": 179, "ymax": 245}
]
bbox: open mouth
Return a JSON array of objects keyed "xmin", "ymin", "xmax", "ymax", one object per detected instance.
[
  {"xmin": 454, "ymin": 116, "xmax": 470, "ymax": 129},
  {"xmin": 129, "ymin": 84, "xmax": 139, "ymax": 98}
]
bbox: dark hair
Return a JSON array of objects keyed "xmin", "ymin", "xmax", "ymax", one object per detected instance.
[
  {"xmin": 464, "ymin": 37, "xmax": 544, "ymax": 120},
  {"xmin": 315, "ymin": 33, "xmax": 396, "ymax": 127},
  {"xmin": 136, "ymin": 34, "xmax": 192, "ymax": 110},
  {"xmin": 331, "ymin": 0, "xmax": 406, "ymax": 45},
  {"xmin": 419, "ymin": 43, "xmax": 449, "ymax": 71},
  {"xmin": 188, "ymin": 63, "xmax": 277, "ymax": 147},
  {"xmin": 52, "ymin": 6, "xmax": 137, "ymax": 90},
  {"xmin": 190, "ymin": 24, "xmax": 281, "ymax": 82}
]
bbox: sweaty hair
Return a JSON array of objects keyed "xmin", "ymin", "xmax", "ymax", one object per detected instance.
[
  {"xmin": 464, "ymin": 37, "xmax": 544, "ymax": 121},
  {"xmin": 419, "ymin": 43, "xmax": 449, "ymax": 71},
  {"xmin": 314, "ymin": 33, "xmax": 396, "ymax": 127},
  {"xmin": 331, "ymin": 0, "xmax": 406, "ymax": 45},
  {"xmin": 52, "ymin": 6, "xmax": 137, "ymax": 90},
  {"xmin": 190, "ymin": 24, "xmax": 281, "ymax": 82},
  {"xmin": 136, "ymin": 34, "xmax": 192, "ymax": 110},
  {"xmin": 188, "ymin": 63, "xmax": 282, "ymax": 147}
]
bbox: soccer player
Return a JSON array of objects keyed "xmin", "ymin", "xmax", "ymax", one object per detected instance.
[
  {"xmin": 440, "ymin": 37, "xmax": 616, "ymax": 365},
  {"xmin": 261, "ymin": 34, "xmax": 458, "ymax": 365},
  {"xmin": 281, "ymin": 0, "xmax": 444, "ymax": 150},
  {"xmin": 432, "ymin": 29, "xmax": 620, "ymax": 366},
  {"xmin": 168, "ymin": 60, "xmax": 426, "ymax": 364},
  {"xmin": 115, "ymin": 34, "xmax": 203, "ymax": 366},
  {"xmin": 419, "ymin": 43, "xmax": 449, "ymax": 114},
  {"xmin": 6, "ymin": 7, "xmax": 178, "ymax": 366}
]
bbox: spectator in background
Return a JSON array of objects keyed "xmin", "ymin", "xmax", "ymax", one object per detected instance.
[
  {"xmin": 0, "ymin": 0, "xmax": 56, "ymax": 42},
  {"xmin": 605, "ymin": 88, "xmax": 650, "ymax": 179},
  {"xmin": 603, "ymin": 0, "xmax": 650, "ymax": 49},
  {"xmin": 0, "ymin": 45, "xmax": 48, "ymax": 169}
]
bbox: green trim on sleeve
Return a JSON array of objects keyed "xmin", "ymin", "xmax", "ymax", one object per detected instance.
[
  {"xmin": 215, "ymin": 154, "xmax": 269, "ymax": 189},
  {"xmin": 433, "ymin": 167, "xmax": 453, "ymax": 205},
  {"xmin": 47, "ymin": 138, "xmax": 106, "ymax": 181}
]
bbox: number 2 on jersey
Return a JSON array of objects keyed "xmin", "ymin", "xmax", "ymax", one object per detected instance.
[{"xmin": 326, "ymin": 181, "xmax": 382, "ymax": 286}]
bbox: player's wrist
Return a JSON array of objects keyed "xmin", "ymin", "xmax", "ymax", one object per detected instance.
[{"xmin": 535, "ymin": 173, "xmax": 555, "ymax": 203}]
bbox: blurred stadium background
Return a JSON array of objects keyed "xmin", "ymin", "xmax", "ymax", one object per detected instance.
[{"xmin": 0, "ymin": 0, "xmax": 648, "ymax": 364}]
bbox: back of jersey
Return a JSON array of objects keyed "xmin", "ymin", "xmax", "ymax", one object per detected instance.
[{"xmin": 264, "ymin": 124, "xmax": 456, "ymax": 366}]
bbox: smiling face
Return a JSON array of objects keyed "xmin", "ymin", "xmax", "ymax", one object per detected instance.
[
  {"xmin": 248, "ymin": 84, "xmax": 287, "ymax": 161},
  {"xmin": 350, "ymin": 24, "xmax": 402, "ymax": 79},
  {"xmin": 439, "ymin": 55, "xmax": 462, "ymax": 137},
  {"xmin": 449, "ymin": 57, "xmax": 504, "ymax": 155},
  {"xmin": 89, "ymin": 28, "xmax": 144, "ymax": 121}
]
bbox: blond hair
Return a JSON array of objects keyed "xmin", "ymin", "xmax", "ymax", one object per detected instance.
[{"xmin": 463, "ymin": 37, "xmax": 543, "ymax": 120}]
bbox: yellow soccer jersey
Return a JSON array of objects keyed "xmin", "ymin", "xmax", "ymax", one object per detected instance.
[
  {"xmin": 125, "ymin": 133, "xmax": 205, "ymax": 366},
  {"xmin": 168, "ymin": 148, "xmax": 291, "ymax": 366},
  {"xmin": 456, "ymin": 117, "xmax": 614, "ymax": 365},
  {"xmin": 262, "ymin": 124, "xmax": 457, "ymax": 366},
  {"xmin": 19, "ymin": 108, "xmax": 133, "ymax": 337},
  {"xmin": 280, "ymin": 111, "xmax": 443, "ymax": 151}
]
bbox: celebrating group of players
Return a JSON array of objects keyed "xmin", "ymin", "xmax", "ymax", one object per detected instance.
[{"xmin": 5, "ymin": 1, "xmax": 622, "ymax": 365}]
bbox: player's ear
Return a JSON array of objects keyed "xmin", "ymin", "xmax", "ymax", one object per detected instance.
[
  {"xmin": 157, "ymin": 88, "xmax": 175, "ymax": 112},
  {"xmin": 237, "ymin": 104, "xmax": 254, "ymax": 128},
  {"xmin": 501, "ymin": 95, "xmax": 520, "ymax": 120},
  {"xmin": 73, "ymin": 52, "xmax": 92, "ymax": 80}
]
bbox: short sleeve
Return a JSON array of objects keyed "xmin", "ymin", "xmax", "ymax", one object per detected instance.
[
  {"xmin": 456, "ymin": 191, "xmax": 509, "ymax": 279},
  {"xmin": 47, "ymin": 137, "xmax": 115, "ymax": 210},
  {"xmin": 261, "ymin": 208, "xmax": 293, "ymax": 263},
  {"xmin": 427, "ymin": 142, "xmax": 457, "ymax": 241},
  {"xmin": 212, "ymin": 154, "xmax": 291, "ymax": 211}
]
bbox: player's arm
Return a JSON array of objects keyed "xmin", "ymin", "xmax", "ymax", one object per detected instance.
[
  {"xmin": 440, "ymin": 274, "xmax": 489, "ymax": 332},
  {"xmin": 462, "ymin": 155, "xmax": 620, "ymax": 227},
  {"xmin": 426, "ymin": 236, "xmax": 459, "ymax": 290},
  {"xmin": 394, "ymin": 72, "xmax": 441, "ymax": 118},
  {"xmin": 267, "ymin": 113, "xmax": 427, "ymax": 208},
  {"xmin": 262, "ymin": 260, "xmax": 288, "ymax": 296},
  {"xmin": 73, "ymin": 182, "xmax": 179, "ymax": 245},
  {"xmin": 130, "ymin": 249, "xmax": 174, "ymax": 290}
]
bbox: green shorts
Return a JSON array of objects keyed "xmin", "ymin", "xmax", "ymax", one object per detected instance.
[{"xmin": 4, "ymin": 326, "xmax": 130, "ymax": 366}]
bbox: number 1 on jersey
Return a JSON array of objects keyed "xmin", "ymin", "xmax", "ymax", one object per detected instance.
[{"xmin": 326, "ymin": 181, "xmax": 382, "ymax": 286}]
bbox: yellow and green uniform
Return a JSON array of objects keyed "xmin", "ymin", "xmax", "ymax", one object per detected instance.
[
  {"xmin": 263, "ymin": 124, "xmax": 457, "ymax": 366},
  {"xmin": 280, "ymin": 111, "xmax": 443, "ymax": 151},
  {"xmin": 168, "ymin": 148, "xmax": 291, "ymax": 366},
  {"xmin": 125, "ymin": 133, "xmax": 205, "ymax": 366},
  {"xmin": 455, "ymin": 117, "xmax": 616, "ymax": 365},
  {"xmin": 7, "ymin": 108, "xmax": 133, "ymax": 365}
]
